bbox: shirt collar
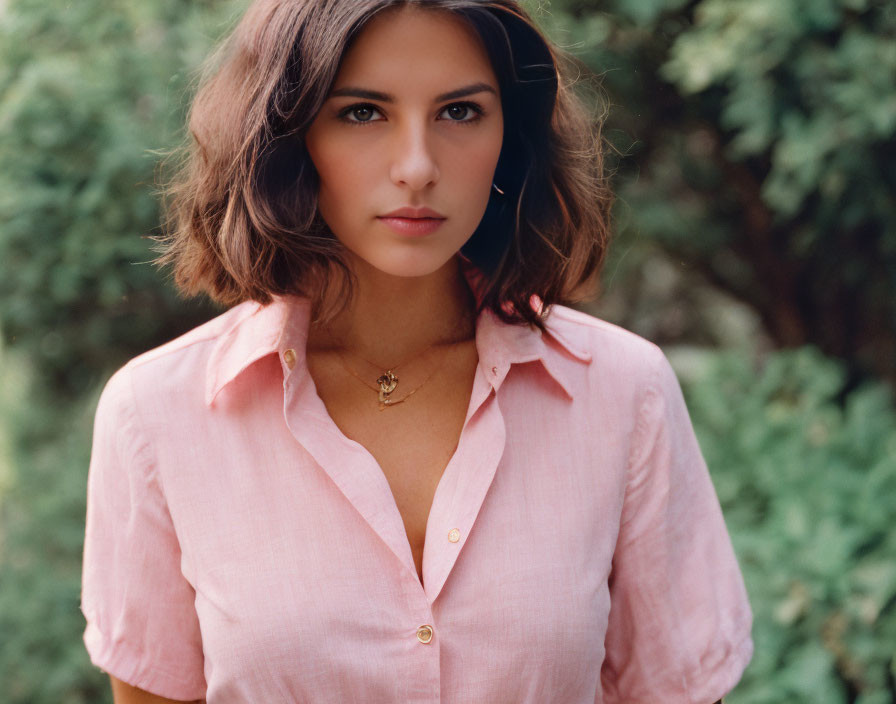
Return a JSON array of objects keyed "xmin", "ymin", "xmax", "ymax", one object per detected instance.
[
  {"xmin": 204, "ymin": 297, "xmax": 293, "ymax": 407},
  {"xmin": 205, "ymin": 261, "xmax": 592, "ymax": 407}
]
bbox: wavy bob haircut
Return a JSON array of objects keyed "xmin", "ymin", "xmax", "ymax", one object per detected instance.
[{"xmin": 158, "ymin": 0, "xmax": 612, "ymax": 331}]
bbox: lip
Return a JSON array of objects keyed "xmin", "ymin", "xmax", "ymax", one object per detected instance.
[
  {"xmin": 380, "ymin": 206, "xmax": 446, "ymax": 219},
  {"xmin": 377, "ymin": 206, "xmax": 446, "ymax": 237},
  {"xmin": 377, "ymin": 216, "xmax": 445, "ymax": 237}
]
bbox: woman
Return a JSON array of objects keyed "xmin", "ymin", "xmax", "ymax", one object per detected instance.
[{"xmin": 81, "ymin": 1, "xmax": 753, "ymax": 702}]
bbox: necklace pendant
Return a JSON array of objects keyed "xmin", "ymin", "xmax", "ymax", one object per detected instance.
[
  {"xmin": 376, "ymin": 370, "xmax": 398, "ymax": 395},
  {"xmin": 377, "ymin": 370, "xmax": 398, "ymax": 410},
  {"xmin": 376, "ymin": 370, "xmax": 398, "ymax": 407}
]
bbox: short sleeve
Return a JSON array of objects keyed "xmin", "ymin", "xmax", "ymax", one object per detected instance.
[
  {"xmin": 601, "ymin": 348, "xmax": 753, "ymax": 704},
  {"xmin": 80, "ymin": 366, "xmax": 207, "ymax": 700}
]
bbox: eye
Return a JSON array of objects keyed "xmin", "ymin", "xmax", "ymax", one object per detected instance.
[
  {"xmin": 336, "ymin": 101, "xmax": 486, "ymax": 126},
  {"xmin": 439, "ymin": 101, "xmax": 485, "ymax": 124},
  {"xmin": 337, "ymin": 103, "xmax": 383, "ymax": 125}
]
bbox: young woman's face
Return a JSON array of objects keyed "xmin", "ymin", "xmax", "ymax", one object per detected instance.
[{"xmin": 304, "ymin": 5, "xmax": 504, "ymax": 280}]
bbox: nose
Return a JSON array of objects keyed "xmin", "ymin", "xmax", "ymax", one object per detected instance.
[{"xmin": 389, "ymin": 119, "xmax": 440, "ymax": 192}]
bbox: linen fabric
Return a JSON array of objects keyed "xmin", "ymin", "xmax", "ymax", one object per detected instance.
[{"xmin": 81, "ymin": 264, "xmax": 753, "ymax": 703}]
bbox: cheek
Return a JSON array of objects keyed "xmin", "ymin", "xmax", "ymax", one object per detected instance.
[
  {"xmin": 309, "ymin": 144, "xmax": 370, "ymax": 222},
  {"xmin": 442, "ymin": 127, "xmax": 500, "ymax": 178},
  {"xmin": 461, "ymin": 123, "xmax": 504, "ymax": 189},
  {"xmin": 456, "ymin": 132, "xmax": 503, "ymax": 200},
  {"xmin": 309, "ymin": 143, "xmax": 352, "ymax": 194}
]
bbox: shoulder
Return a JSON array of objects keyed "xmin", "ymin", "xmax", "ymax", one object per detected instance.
[
  {"xmin": 126, "ymin": 301, "xmax": 262, "ymax": 373},
  {"xmin": 98, "ymin": 301, "xmax": 263, "ymax": 410},
  {"xmin": 545, "ymin": 304, "xmax": 668, "ymax": 384}
]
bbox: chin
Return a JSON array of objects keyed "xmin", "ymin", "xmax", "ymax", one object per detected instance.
[
  {"xmin": 356, "ymin": 249, "xmax": 460, "ymax": 280},
  {"xmin": 370, "ymin": 259, "xmax": 449, "ymax": 279}
]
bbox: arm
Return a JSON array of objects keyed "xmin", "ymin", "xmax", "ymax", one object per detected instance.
[
  {"xmin": 110, "ymin": 676, "xmax": 205, "ymax": 704},
  {"xmin": 600, "ymin": 349, "xmax": 752, "ymax": 703},
  {"xmin": 82, "ymin": 370, "xmax": 206, "ymax": 700}
]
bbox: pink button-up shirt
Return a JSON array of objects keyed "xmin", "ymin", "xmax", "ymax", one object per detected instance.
[{"xmin": 81, "ymin": 264, "xmax": 753, "ymax": 703}]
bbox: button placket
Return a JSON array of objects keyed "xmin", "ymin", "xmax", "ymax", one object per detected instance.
[{"xmin": 421, "ymin": 385, "xmax": 507, "ymax": 604}]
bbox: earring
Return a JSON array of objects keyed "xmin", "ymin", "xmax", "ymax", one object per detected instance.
[{"xmin": 492, "ymin": 182, "xmax": 505, "ymax": 196}]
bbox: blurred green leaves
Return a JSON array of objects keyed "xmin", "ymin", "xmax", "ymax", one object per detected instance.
[
  {"xmin": 661, "ymin": 0, "xmax": 896, "ymax": 217},
  {"xmin": 686, "ymin": 346, "xmax": 896, "ymax": 702},
  {"xmin": 0, "ymin": 0, "xmax": 237, "ymax": 396},
  {"xmin": 539, "ymin": 0, "xmax": 896, "ymax": 386}
]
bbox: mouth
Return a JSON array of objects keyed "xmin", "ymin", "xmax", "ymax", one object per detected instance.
[
  {"xmin": 376, "ymin": 216, "xmax": 446, "ymax": 237},
  {"xmin": 380, "ymin": 206, "xmax": 446, "ymax": 219}
]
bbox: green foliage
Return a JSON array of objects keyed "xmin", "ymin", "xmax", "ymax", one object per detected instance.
[
  {"xmin": 660, "ymin": 0, "xmax": 896, "ymax": 217},
  {"xmin": 0, "ymin": 353, "xmax": 110, "ymax": 703},
  {"xmin": 0, "ymin": 0, "xmax": 236, "ymax": 397},
  {"xmin": 538, "ymin": 0, "xmax": 896, "ymax": 384},
  {"xmin": 684, "ymin": 346, "xmax": 896, "ymax": 702}
]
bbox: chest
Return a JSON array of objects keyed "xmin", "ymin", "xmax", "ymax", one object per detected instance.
[
  {"xmin": 185, "ymin": 400, "xmax": 615, "ymax": 703},
  {"xmin": 163, "ymin": 354, "xmax": 624, "ymax": 702},
  {"xmin": 305, "ymin": 342, "xmax": 479, "ymax": 586}
]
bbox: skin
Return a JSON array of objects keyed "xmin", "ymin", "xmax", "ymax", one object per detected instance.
[
  {"xmin": 303, "ymin": 3, "xmax": 504, "ymax": 364},
  {"xmin": 109, "ymin": 676, "xmax": 204, "ymax": 704}
]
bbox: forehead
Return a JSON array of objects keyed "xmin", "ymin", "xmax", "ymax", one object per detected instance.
[{"xmin": 333, "ymin": 6, "xmax": 497, "ymax": 92}]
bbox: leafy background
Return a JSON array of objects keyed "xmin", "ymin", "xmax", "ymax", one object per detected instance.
[{"xmin": 1, "ymin": 0, "xmax": 894, "ymax": 702}]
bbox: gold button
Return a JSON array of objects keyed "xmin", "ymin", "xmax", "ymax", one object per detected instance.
[
  {"xmin": 416, "ymin": 624, "xmax": 433, "ymax": 644},
  {"xmin": 283, "ymin": 349, "xmax": 296, "ymax": 369},
  {"xmin": 447, "ymin": 528, "xmax": 460, "ymax": 543}
]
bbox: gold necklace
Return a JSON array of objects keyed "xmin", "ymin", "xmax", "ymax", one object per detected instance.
[
  {"xmin": 337, "ymin": 348, "xmax": 442, "ymax": 410},
  {"xmin": 336, "ymin": 314, "xmax": 474, "ymax": 411}
]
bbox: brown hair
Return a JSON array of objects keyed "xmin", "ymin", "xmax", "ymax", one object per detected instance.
[{"xmin": 156, "ymin": 0, "xmax": 612, "ymax": 331}]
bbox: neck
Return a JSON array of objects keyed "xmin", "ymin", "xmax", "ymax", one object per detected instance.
[{"xmin": 307, "ymin": 254, "xmax": 477, "ymax": 368}]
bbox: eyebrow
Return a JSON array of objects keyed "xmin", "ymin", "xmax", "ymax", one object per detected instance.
[{"xmin": 328, "ymin": 81, "xmax": 498, "ymax": 103}]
